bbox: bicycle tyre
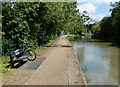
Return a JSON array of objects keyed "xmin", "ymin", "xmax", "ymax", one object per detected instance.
[{"xmin": 26, "ymin": 50, "xmax": 36, "ymax": 61}]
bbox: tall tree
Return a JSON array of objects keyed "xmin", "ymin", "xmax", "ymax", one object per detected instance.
[{"xmin": 2, "ymin": 2, "xmax": 87, "ymax": 51}]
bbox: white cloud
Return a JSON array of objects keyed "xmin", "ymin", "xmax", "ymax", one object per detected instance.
[
  {"xmin": 88, "ymin": 12, "xmax": 111, "ymax": 21},
  {"xmin": 90, "ymin": 14, "xmax": 107, "ymax": 21},
  {"xmin": 98, "ymin": 0, "xmax": 119, "ymax": 2},
  {"xmin": 77, "ymin": 0, "xmax": 119, "ymax": 5},
  {"xmin": 77, "ymin": 0, "xmax": 119, "ymax": 2},
  {"xmin": 77, "ymin": 3, "xmax": 97, "ymax": 14},
  {"xmin": 77, "ymin": 1, "xmax": 112, "ymax": 21},
  {"xmin": 77, "ymin": 0, "xmax": 119, "ymax": 6}
]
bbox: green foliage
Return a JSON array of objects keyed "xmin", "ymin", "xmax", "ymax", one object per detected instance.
[
  {"xmin": 84, "ymin": 33, "xmax": 92, "ymax": 36},
  {"xmin": 99, "ymin": 17, "xmax": 113, "ymax": 40},
  {"xmin": 2, "ymin": 2, "xmax": 87, "ymax": 51},
  {"xmin": 92, "ymin": 1, "xmax": 120, "ymax": 43},
  {"xmin": 92, "ymin": 21, "xmax": 101, "ymax": 32},
  {"xmin": 68, "ymin": 36, "xmax": 74, "ymax": 42},
  {"xmin": 92, "ymin": 17, "xmax": 114, "ymax": 41},
  {"xmin": 92, "ymin": 21, "xmax": 101, "ymax": 38},
  {"xmin": 111, "ymin": 2, "xmax": 120, "ymax": 42}
]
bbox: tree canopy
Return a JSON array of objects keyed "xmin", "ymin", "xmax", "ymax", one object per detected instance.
[
  {"xmin": 2, "ymin": 2, "xmax": 87, "ymax": 50},
  {"xmin": 92, "ymin": 1, "xmax": 120, "ymax": 43}
]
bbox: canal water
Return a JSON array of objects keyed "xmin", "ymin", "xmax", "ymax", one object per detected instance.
[{"xmin": 73, "ymin": 38, "xmax": 118, "ymax": 85}]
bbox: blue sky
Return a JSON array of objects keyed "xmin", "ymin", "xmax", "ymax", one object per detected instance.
[{"xmin": 77, "ymin": 0, "xmax": 119, "ymax": 22}]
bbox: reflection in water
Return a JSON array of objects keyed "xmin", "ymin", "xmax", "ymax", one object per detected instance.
[{"xmin": 73, "ymin": 39, "xmax": 118, "ymax": 85}]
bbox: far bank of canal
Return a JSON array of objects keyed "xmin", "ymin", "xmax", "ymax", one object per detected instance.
[{"xmin": 73, "ymin": 38, "xmax": 118, "ymax": 85}]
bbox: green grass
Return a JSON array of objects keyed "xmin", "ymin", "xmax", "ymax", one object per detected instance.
[
  {"xmin": 0, "ymin": 15, "xmax": 3, "ymax": 18},
  {"xmin": 82, "ymin": 33, "xmax": 93, "ymax": 36},
  {"xmin": 38, "ymin": 45, "xmax": 47, "ymax": 50},
  {"xmin": 0, "ymin": 57, "xmax": 15, "ymax": 76},
  {"xmin": 0, "ymin": 63, "xmax": 13, "ymax": 76},
  {"xmin": 69, "ymin": 37, "xmax": 74, "ymax": 42},
  {"xmin": 0, "ymin": 23, "xmax": 2, "ymax": 27}
]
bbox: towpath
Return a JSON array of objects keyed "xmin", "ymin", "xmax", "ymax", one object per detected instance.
[{"xmin": 25, "ymin": 35, "xmax": 86, "ymax": 85}]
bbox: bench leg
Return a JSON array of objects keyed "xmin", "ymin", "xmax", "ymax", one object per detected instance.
[{"xmin": 10, "ymin": 57, "xmax": 14, "ymax": 68}]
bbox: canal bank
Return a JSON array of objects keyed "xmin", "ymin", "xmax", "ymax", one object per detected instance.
[{"xmin": 69, "ymin": 43, "xmax": 87, "ymax": 85}]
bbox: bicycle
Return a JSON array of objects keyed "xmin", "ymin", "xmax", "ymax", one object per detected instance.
[{"xmin": 5, "ymin": 43, "xmax": 36, "ymax": 68}]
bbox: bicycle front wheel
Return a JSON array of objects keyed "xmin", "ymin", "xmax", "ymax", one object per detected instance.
[{"xmin": 26, "ymin": 50, "xmax": 36, "ymax": 61}]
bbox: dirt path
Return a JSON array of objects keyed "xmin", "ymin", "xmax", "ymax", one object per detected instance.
[
  {"xmin": 25, "ymin": 35, "xmax": 86, "ymax": 85},
  {"xmin": 2, "ymin": 35, "xmax": 86, "ymax": 86}
]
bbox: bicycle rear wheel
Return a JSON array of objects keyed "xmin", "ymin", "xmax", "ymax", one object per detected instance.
[{"xmin": 26, "ymin": 50, "xmax": 36, "ymax": 61}]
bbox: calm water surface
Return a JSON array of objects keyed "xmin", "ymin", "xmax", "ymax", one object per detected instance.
[{"xmin": 73, "ymin": 38, "xmax": 118, "ymax": 85}]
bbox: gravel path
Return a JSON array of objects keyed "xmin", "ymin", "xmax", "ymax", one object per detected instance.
[{"xmin": 25, "ymin": 35, "xmax": 86, "ymax": 85}]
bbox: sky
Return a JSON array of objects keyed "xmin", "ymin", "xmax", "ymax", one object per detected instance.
[{"xmin": 77, "ymin": 0, "xmax": 120, "ymax": 23}]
